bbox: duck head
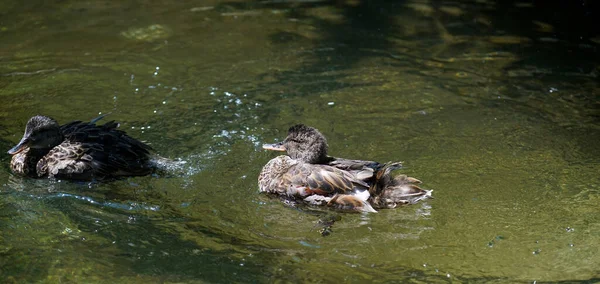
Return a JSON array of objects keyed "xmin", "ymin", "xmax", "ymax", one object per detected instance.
[
  {"xmin": 8, "ymin": 116, "xmax": 64, "ymax": 155},
  {"xmin": 263, "ymin": 124, "xmax": 329, "ymax": 164}
]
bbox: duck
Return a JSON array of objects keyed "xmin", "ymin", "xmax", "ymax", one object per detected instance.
[
  {"xmin": 7, "ymin": 115, "xmax": 153, "ymax": 180},
  {"xmin": 258, "ymin": 124, "xmax": 432, "ymax": 213}
]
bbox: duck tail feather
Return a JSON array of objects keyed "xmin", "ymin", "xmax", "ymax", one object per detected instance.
[{"xmin": 370, "ymin": 161, "xmax": 402, "ymax": 194}]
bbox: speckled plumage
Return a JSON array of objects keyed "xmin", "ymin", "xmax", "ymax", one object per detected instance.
[
  {"xmin": 259, "ymin": 124, "xmax": 432, "ymax": 212},
  {"xmin": 8, "ymin": 115, "xmax": 153, "ymax": 180}
]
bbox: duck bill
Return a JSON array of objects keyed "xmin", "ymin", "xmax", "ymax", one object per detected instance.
[
  {"xmin": 7, "ymin": 137, "xmax": 29, "ymax": 155},
  {"xmin": 262, "ymin": 142, "xmax": 286, "ymax": 152}
]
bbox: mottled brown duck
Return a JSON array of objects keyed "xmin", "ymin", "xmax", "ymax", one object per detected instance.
[
  {"xmin": 259, "ymin": 124, "xmax": 432, "ymax": 213},
  {"xmin": 8, "ymin": 115, "xmax": 153, "ymax": 180}
]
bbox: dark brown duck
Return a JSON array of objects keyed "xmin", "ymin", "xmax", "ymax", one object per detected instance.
[
  {"xmin": 8, "ymin": 115, "xmax": 153, "ymax": 180},
  {"xmin": 259, "ymin": 124, "xmax": 432, "ymax": 213}
]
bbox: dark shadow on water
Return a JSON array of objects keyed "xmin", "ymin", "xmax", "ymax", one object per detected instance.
[
  {"xmin": 215, "ymin": 1, "xmax": 598, "ymax": 76},
  {"xmin": 212, "ymin": 0, "xmax": 599, "ymax": 126}
]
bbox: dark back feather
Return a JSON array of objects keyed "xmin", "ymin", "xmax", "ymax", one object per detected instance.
[{"xmin": 59, "ymin": 120, "xmax": 152, "ymax": 178}]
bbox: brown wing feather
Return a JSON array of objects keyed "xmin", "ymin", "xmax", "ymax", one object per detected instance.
[
  {"xmin": 327, "ymin": 157, "xmax": 382, "ymax": 171},
  {"xmin": 37, "ymin": 142, "xmax": 94, "ymax": 179},
  {"xmin": 258, "ymin": 156, "xmax": 370, "ymax": 198},
  {"xmin": 290, "ymin": 163, "xmax": 369, "ymax": 196}
]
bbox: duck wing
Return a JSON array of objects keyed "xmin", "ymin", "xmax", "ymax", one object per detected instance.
[
  {"xmin": 36, "ymin": 141, "xmax": 94, "ymax": 179},
  {"xmin": 55, "ymin": 120, "xmax": 152, "ymax": 179},
  {"xmin": 329, "ymin": 159, "xmax": 432, "ymax": 209},
  {"xmin": 327, "ymin": 157, "xmax": 382, "ymax": 171},
  {"xmin": 290, "ymin": 163, "xmax": 377, "ymax": 213},
  {"xmin": 286, "ymin": 163, "xmax": 369, "ymax": 197}
]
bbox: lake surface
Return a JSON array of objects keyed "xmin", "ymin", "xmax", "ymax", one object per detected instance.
[{"xmin": 1, "ymin": 0, "xmax": 599, "ymax": 282}]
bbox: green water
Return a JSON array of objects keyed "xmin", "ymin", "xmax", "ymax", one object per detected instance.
[{"xmin": 1, "ymin": 0, "xmax": 599, "ymax": 282}]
